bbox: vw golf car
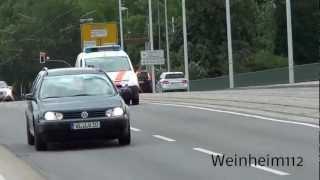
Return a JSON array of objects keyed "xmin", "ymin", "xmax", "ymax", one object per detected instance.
[{"xmin": 25, "ymin": 68, "xmax": 131, "ymax": 151}]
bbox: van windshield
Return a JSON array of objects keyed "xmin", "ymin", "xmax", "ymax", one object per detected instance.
[{"xmin": 85, "ymin": 56, "xmax": 131, "ymax": 72}]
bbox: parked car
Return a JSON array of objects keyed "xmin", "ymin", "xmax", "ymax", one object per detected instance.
[
  {"xmin": 156, "ymin": 72, "xmax": 188, "ymax": 92},
  {"xmin": 0, "ymin": 81, "xmax": 14, "ymax": 101},
  {"xmin": 136, "ymin": 70, "xmax": 152, "ymax": 93},
  {"xmin": 75, "ymin": 45, "xmax": 140, "ymax": 105},
  {"xmin": 25, "ymin": 68, "xmax": 131, "ymax": 151}
]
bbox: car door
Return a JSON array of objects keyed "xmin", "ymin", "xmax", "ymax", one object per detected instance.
[{"xmin": 26, "ymin": 74, "xmax": 42, "ymax": 134}]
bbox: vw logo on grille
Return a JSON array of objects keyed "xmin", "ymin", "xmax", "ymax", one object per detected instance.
[{"xmin": 81, "ymin": 111, "xmax": 89, "ymax": 119}]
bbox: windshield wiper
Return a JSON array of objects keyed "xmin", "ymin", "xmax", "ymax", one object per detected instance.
[
  {"xmin": 69, "ymin": 94, "xmax": 95, "ymax": 97},
  {"xmin": 42, "ymin": 96, "xmax": 61, "ymax": 99}
]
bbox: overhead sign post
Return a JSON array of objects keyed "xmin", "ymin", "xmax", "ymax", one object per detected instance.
[{"xmin": 141, "ymin": 50, "xmax": 165, "ymax": 93}]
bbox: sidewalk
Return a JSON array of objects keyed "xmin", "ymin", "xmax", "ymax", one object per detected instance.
[
  {"xmin": 0, "ymin": 145, "xmax": 45, "ymax": 180},
  {"xmin": 141, "ymin": 81, "xmax": 319, "ymax": 125}
]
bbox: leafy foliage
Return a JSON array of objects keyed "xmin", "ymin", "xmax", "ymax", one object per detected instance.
[{"xmin": 0, "ymin": 0, "xmax": 318, "ymax": 91}]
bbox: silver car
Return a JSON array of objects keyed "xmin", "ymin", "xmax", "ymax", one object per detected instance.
[
  {"xmin": 156, "ymin": 72, "xmax": 188, "ymax": 92},
  {"xmin": 0, "ymin": 81, "xmax": 14, "ymax": 101}
]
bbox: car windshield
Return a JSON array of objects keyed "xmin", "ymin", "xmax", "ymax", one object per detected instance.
[
  {"xmin": 85, "ymin": 56, "xmax": 131, "ymax": 72},
  {"xmin": 165, "ymin": 73, "xmax": 184, "ymax": 79},
  {"xmin": 0, "ymin": 81, "xmax": 7, "ymax": 88},
  {"xmin": 40, "ymin": 74, "xmax": 116, "ymax": 99}
]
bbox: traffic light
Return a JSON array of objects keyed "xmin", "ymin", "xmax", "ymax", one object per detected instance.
[{"xmin": 39, "ymin": 52, "xmax": 46, "ymax": 64}]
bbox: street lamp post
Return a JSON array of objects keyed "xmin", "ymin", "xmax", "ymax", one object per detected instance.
[
  {"xmin": 286, "ymin": 0, "xmax": 295, "ymax": 84},
  {"xmin": 182, "ymin": 0, "xmax": 189, "ymax": 91},
  {"xmin": 118, "ymin": 0, "xmax": 124, "ymax": 49},
  {"xmin": 164, "ymin": 0, "xmax": 170, "ymax": 72},
  {"xmin": 226, "ymin": 0, "xmax": 234, "ymax": 88},
  {"xmin": 148, "ymin": 0, "xmax": 156, "ymax": 93}
]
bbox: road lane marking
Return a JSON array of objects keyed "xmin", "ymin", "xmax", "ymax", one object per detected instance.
[
  {"xmin": 0, "ymin": 174, "xmax": 6, "ymax": 180},
  {"xmin": 130, "ymin": 127, "xmax": 141, "ymax": 132},
  {"xmin": 193, "ymin": 147, "xmax": 223, "ymax": 156},
  {"xmin": 148, "ymin": 102, "xmax": 319, "ymax": 129},
  {"xmin": 251, "ymin": 164, "xmax": 290, "ymax": 176},
  {"xmin": 152, "ymin": 135, "xmax": 176, "ymax": 142}
]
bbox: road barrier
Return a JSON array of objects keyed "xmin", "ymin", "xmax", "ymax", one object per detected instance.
[{"xmin": 190, "ymin": 63, "xmax": 319, "ymax": 91}]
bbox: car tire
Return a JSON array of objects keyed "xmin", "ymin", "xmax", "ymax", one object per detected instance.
[
  {"xmin": 132, "ymin": 96, "xmax": 139, "ymax": 105},
  {"xmin": 26, "ymin": 119, "xmax": 34, "ymax": 145},
  {"xmin": 131, "ymin": 86, "xmax": 139, "ymax": 105},
  {"xmin": 119, "ymin": 126, "xmax": 131, "ymax": 146},
  {"xmin": 34, "ymin": 126, "xmax": 47, "ymax": 151}
]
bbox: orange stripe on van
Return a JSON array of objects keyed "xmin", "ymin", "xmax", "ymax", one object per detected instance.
[{"xmin": 115, "ymin": 71, "xmax": 126, "ymax": 82}]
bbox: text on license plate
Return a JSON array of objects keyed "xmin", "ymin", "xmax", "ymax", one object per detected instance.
[{"xmin": 72, "ymin": 121, "xmax": 101, "ymax": 130}]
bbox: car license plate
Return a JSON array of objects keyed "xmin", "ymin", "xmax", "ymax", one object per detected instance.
[{"xmin": 72, "ymin": 121, "xmax": 100, "ymax": 130}]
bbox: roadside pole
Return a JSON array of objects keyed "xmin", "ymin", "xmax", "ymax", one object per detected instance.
[
  {"xmin": 182, "ymin": 0, "xmax": 189, "ymax": 91},
  {"xmin": 118, "ymin": 0, "xmax": 124, "ymax": 49},
  {"xmin": 286, "ymin": 0, "xmax": 295, "ymax": 84},
  {"xmin": 165, "ymin": 0, "xmax": 170, "ymax": 72},
  {"xmin": 148, "ymin": 0, "xmax": 156, "ymax": 93},
  {"xmin": 226, "ymin": 0, "xmax": 234, "ymax": 88}
]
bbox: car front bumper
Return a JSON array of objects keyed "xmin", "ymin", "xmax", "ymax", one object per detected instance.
[{"xmin": 36, "ymin": 116, "xmax": 129, "ymax": 142}]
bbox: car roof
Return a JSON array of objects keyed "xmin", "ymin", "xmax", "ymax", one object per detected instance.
[
  {"xmin": 0, "ymin": 81, "xmax": 7, "ymax": 86},
  {"xmin": 82, "ymin": 50, "xmax": 128, "ymax": 59},
  {"xmin": 161, "ymin": 72, "xmax": 184, "ymax": 75},
  {"xmin": 45, "ymin": 68, "xmax": 104, "ymax": 76}
]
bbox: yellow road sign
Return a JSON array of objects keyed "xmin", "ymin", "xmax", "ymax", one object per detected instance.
[{"xmin": 81, "ymin": 22, "xmax": 118, "ymax": 48}]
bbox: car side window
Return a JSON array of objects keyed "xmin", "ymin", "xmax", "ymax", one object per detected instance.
[{"xmin": 31, "ymin": 73, "xmax": 42, "ymax": 94}]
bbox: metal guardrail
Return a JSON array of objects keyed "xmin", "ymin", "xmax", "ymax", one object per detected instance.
[{"xmin": 190, "ymin": 63, "xmax": 320, "ymax": 91}]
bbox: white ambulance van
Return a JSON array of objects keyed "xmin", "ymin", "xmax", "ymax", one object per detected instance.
[{"xmin": 75, "ymin": 45, "xmax": 139, "ymax": 105}]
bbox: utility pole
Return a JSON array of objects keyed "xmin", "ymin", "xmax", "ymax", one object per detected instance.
[
  {"xmin": 148, "ymin": 0, "xmax": 156, "ymax": 93},
  {"xmin": 226, "ymin": 0, "xmax": 234, "ymax": 88},
  {"xmin": 286, "ymin": 0, "xmax": 295, "ymax": 84},
  {"xmin": 118, "ymin": 0, "xmax": 124, "ymax": 49},
  {"xmin": 157, "ymin": 0, "xmax": 161, "ymax": 49},
  {"xmin": 182, "ymin": 0, "xmax": 189, "ymax": 91},
  {"xmin": 165, "ymin": 0, "xmax": 170, "ymax": 72}
]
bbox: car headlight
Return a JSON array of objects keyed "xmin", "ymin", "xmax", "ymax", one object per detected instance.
[
  {"xmin": 44, "ymin": 112, "xmax": 64, "ymax": 121},
  {"xmin": 105, "ymin": 107, "xmax": 124, "ymax": 117}
]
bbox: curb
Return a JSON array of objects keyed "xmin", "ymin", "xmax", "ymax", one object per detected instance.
[{"xmin": 0, "ymin": 145, "xmax": 45, "ymax": 180}]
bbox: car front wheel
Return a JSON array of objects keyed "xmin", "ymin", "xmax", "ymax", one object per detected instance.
[
  {"xmin": 34, "ymin": 126, "xmax": 47, "ymax": 151},
  {"xmin": 26, "ymin": 119, "xmax": 34, "ymax": 145},
  {"xmin": 119, "ymin": 126, "xmax": 131, "ymax": 145}
]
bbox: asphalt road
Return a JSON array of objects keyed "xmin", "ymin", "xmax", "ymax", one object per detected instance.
[{"xmin": 0, "ymin": 101, "xmax": 318, "ymax": 180}]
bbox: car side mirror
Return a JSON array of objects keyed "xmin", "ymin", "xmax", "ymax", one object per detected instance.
[{"xmin": 24, "ymin": 93, "xmax": 35, "ymax": 101}]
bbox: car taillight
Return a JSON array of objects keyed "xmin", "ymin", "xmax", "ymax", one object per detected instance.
[
  {"xmin": 162, "ymin": 80, "xmax": 169, "ymax": 84},
  {"xmin": 182, "ymin": 80, "xmax": 187, "ymax": 84}
]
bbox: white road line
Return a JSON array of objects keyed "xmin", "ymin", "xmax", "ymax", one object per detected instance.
[
  {"xmin": 193, "ymin": 147, "xmax": 223, "ymax": 156},
  {"xmin": 152, "ymin": 135, "xmax": 176, "ymax": 142},
  {"xmin": 251, "ymin": 164, "xmax": 290, "ymax": 176},
  {"xmin": 148, "ymin": 102, "xmax": 319, "ymax": 129},
  {"xmin": 130, "ymin": 127, "xmax": 141, "ymax": 132},
  {"xmin": 0, "ymin": 174, "xmax": 6, "ymax": 180}
]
